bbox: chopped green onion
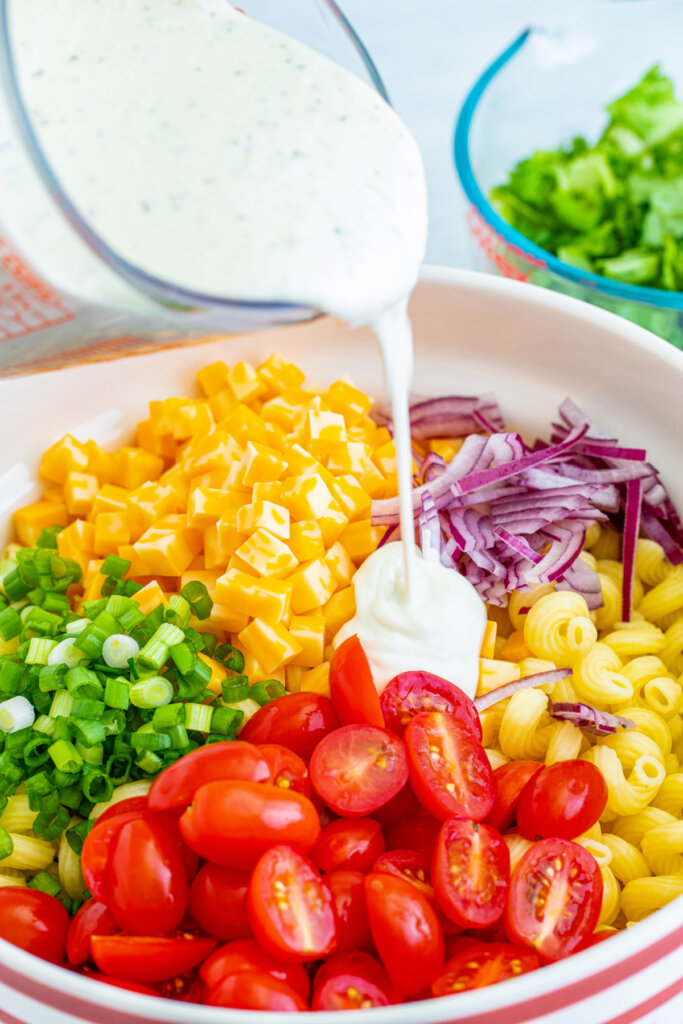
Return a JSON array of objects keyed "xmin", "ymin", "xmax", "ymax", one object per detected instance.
[
  {"xmin": 38, "ymin": 663, "xmax": 65, "ymax": 692},
  {"xmin": 82, "ymin": 598, "xmax": 107, "ymax": 620},
  {"xmin": 211, "ymin": 705, "xmax": 243, "ymax": 735},
  {"xmin": 152, "ymin": 703, "xmax": 185, "ymax": 730},
  {"xmin": 42, "ymin": 593, "xmax": 71, "ymax": 614},
  {"xmin": 165, "ymin": 724, "xmax": 190, "ymax": 750},
  {"xmin": 76, "ymin": 738, "xmax": 104, "ymax": 765},
  {"xmin": 0, "ymin": 695, "xmax": 35, "ymax": 733},
  {"xmin": 65, "ymin": 666, "xmax": 103, "ymax": 700},
  {"xmin": 101, "ymin": 633, "xmax": 140, "ymax": 669},
  {"xmin": 117, "ymin": 603, "xmax": 145, "ymax": 632},
  {"xmin": 23, "ymin": 733, "xmax": 51, "ymax": 768},
  {"xmin": 27, "ymin": 587, "xmax": 45, "ymax": 606},
  {"xmin": 2, "ymin": 568, "xmax": 30, "ymax": 602},
  {"xmin": 249, "ymin": 679, "xmax": 286, "ymax": 706},
  {"xmin": 0, "ymin": 828, "xmax": 14, "ymax": 859},
  {"xmin": 181, "ymin": 580, "xmax": 213, "ymax": 620},
  {"xmin": 221, "ymin": 675, "xmax": 249, "ymax": 703},
  {"xmin": 47, "ymin": 637, "xmax": 87, "ymax": 668},
  {"xmin": 129, "ymin": 676, "xmax": 174, "ymax": 709},
  {"xmin": 48, "ymin": 739, "xmax": 82, "ymax": 773},
  {"xmin": 74, "ymin": 611, "xmax": 120, "ymax": 659},
  {"xmin": 0, "ymin": 605, "xmax": 24, "ymax": 642},
  {"xmin": 135, "ymin": 750, "xmax": 164, "ymax": 774},
  {"xmin": 142, "ymin": 605, "xmax": 164, "ymax": 634},
  {"xmin": 131, "ymin": 728, "xmax": 171, "ymax": 751},
  {"xmin": 102, "ymin": 709, "xmax": 126, "ymax": 736},
  {"xmin": 165, "ymin": 594, "xmax": 191, "ymax": 629},
  {"xmin": 4, "ymin": 727, "xmax": 31, "ymax": 755},
  {"xmin": 81, "ymin": 769, "xmax": 114, "ymax": 804},
  {"xmin": 104, "ymin": 676, "xmax": 130, "ymax": 710},
  {"xmin": 215, "ymin": 642, "xmax": 245, "ymax": 673},
  {"xmin": 65, "ymin": 617, "xmax": 89, "ymax": 636},
  {"xmin": 185, "ymin": 703, "xmax": 213, "ymax": 733},
  {"xmin": 169, "ymin": 641, "xmax": 195, "ymax": 676},
  {"xmin": 0, "ymin": 660, "xmax": 24, "ymax": 695},
  {"xmin": 65, "ymin": 819, "xmax": 92, "ymax": 855},
  {"xmin": 105, "ymin": 752, "xmax": 132, "ymax": 782},
  {"xmin": 28, "ymin": 870, "xmax": 61, "ymax": 896},
  {"xmin": 70, "ymin": 717, "xmax": 106, "ymax": 747},
  {"xmin": 33, "ymin": 807, "xmax": 70, "ymax": 841},
  {"xmin": 33, "ymin": 714, "xmax": 56, "ymax": 736},
  {"xmin": 49, "ymin": 690, "xmax": 74, "ymax": 719},
  {"xmin": 24, "ymin": 608, "xmax": 63, "ymax": 636},
  {"xmin": 71, "ymin": 698, "xmax": 105, "ymax": 719},
  {"xmin": 100, "ymin": 554, "xmax": 131, "ymax": 580}
]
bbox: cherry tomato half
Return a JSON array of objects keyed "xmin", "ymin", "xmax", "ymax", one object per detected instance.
[
  {"xmin": 310, "ymin": 724, "xmax": 408, "ymax": 817},
  {"xmin": 432, "ymin": 818, "xmax": 510, "ymax": 929},
  {"xmin": 431, "ymin": 942, "xmax": 540, "ymax": 996},
  {"xmin": 516, "ymin": 761, "xmax": 608, "ymax": 841},
  {"xmin": 364, "ymin": 872, "xmax": 444, "ymax": 998},
  {"xmin": 148, "ymin": 741, "xmax": 270, "ymax": 812},
  {"xmin": 373, "ymin": 849, "xmax": 435, "ymax": 903},
  {"xmin": 405, "ymin": 711, "xmax": 494, "ymax": 822},
  {"xmin": 327, "ymin": 870, "xmax": 371, "ymax": 953},
  {"xmin": 371, "ymin": 782, "xmax": 421, "ymax": 828},
  {"xmin": 313, "ymin": 972, "xmax": 393, "ymax": 1010},
  {"xmin": 311, "ymin": 817, "xmax": 385, "ymax": 874},
  {"xmin": 108, "ymin": 816, "xmax": 188, "ymax": 935},
  {"xmin": 258, "ymin": 743, "xmax": 310, "ymax": 797},
  {"xmin": 67, "ymin": 899, "xmax": 118, "ymax": 966},
  {"xmin": 505, "ymin": 839, "xmax": 603, "ymax": 961},
  {"xmin": 312, "ymin": 950, "xmax": 400, "ymax": 1003},
  {"xmin": 188, "ymin": 864, "xmax": 251, "ymax": 942},
  {"xmin": 385, "ymin": 811, "xmax": 441, "ymax": 860},
  {"xmin": 329, "ymin": 634, "xmax": 384, "ymax": 728},
  {"xmin": 207, "ymin": 971, "xmax": 308, "ymax": 1011},
  {"xmin": 80, "ymin": 810, "xmax": 144, "ymax": 902},
  {"xmin": 484, "ymin": 761, "xmax": 543, "ymax": 832},
  {"xmin": 381, "ymin": 671, "xmax": 482, "ymax": 740},
  {"xmin": 240, "ymin": 692, "xmax": 340, "ymax": 760},
  {"xmin": 91, "ymin": 934, "xmax": 217, "ymax": 983},
  {"xmin": 248, "ymin": 845, "xmax": 337, "ymax": 962},
  {"xmin": 200, "ymin": 938, "xmax": 310, "ymax": 1000},
  {"xmin": 179, "ymin": 780, "xmax": 321, "ymax": 869},
  {"xmin": 95, "ymin": 796, "xmax": 149, "ymax": 825},
  {"xmin": 0, "ymin": 888, "xmax": 70, "ymax": 963}
]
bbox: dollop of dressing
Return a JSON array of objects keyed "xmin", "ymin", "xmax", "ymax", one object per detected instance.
[{"xmin": 335, "ymin": 543, "xmax": 487, "ymax": 697}]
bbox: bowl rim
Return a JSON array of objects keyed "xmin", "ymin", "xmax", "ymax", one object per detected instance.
[
  {"xmin": 453, "ymin": 28, "xmax": 683, "ymax": 311},
  {"xmin": 0, "ymin": 265, "xmax": 682, "ymax": 1022}
]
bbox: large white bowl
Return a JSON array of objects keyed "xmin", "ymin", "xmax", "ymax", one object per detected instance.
[{"xmin": 0, "ymin": 267, "xmax": 682, "ymax": 1024}]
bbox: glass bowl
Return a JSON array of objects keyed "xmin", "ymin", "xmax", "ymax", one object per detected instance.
[{"xmin": 454, "ymin": 0, "xmax": 683, "ymax": 348}]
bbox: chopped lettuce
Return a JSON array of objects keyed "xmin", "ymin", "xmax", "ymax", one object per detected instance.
[{"xmin": 491, "ymin": 66, "xmax": 683, "ymax": 294}]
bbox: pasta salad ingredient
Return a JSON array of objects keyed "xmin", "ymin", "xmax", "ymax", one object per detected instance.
[{"xmin": 516, "ymin": 760, "xmax": 608, "ymax": 841}]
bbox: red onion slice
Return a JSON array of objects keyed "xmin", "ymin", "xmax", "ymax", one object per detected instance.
[
  {"xmin": 550, "ymin": 702, "xmax": 635, "ymax": 735},
  {"xmin": 474, "ymin": 669, "xmax": 572, "ymax": 711}
]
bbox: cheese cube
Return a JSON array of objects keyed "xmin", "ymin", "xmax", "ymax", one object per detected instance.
[
  {"xmin": 258, "ymin": 353, "xmax": 306, "ymax": 394},
  {"xmin": 214, "ymin": 568, "xmax": 293, "ymax": 623},
  {"xmin": 127, "ymin": 481, "xmax": 180, "ymax": 531},
  {"xmin": 237, "ymin": 618, "xmax": 302, "ymax": 674},
  {"xmin": 339, "ymin": 520, "xmax": 385, "ymax": 565},
  {"xmin": 219, "ymin": 404, "xmax": 270, "ymax": 446},
  {"xmin": 239, "ymin": 441, "xmax": 287, "ymax": 486},
  {"xmin": 283, "ymin": 443, "xmax": 318, "ymax": 477},
  {"xmin": 280, "ymin": 474, "xmax": 335, "ymax": 521},
  {"xmin": 208, "ymin": 388, "xmax": 238, "ymax": 422},
  {"xmin": 187, "ymin": 487, "xmax": 244, "ymax": 528},
  {"xmin": 130, "ymin": 580, "xmax": 167, "ymax": 615},
  {"xmin": 90, "ymin": 485, "xmax": 131, "ymax": 518},
  {"xmin": 285, "ymin": 665, "xmax": 306, "ymax": 693},
  {"xmin": 306, "ymin": 410, "xmax": 347, "ymax": 457},
  {"xmin": 216, "ymin": 510, "xmax": 247, "ymax": 555},
  {"xmin": 93, "ymin": 512, "xmax": 130, "ymax": 557},
  {"xmin": 323, "ymin": 542, "xmax": 355, "ymax": 589},
  {"xmin": 261, "ymin": 390, "xmax": 307, "ymax": 430},
  {"xmin": 289, "ymin": 558, "xmax": 336, "ymax": 614},
  {"xmin": 318, "ymin": 506, "xmax": 349, "ymax": 547},
  {"xmin": 322, "ymin": 586, "xmax": 356, "ymax": 642},
  {"xmin": 289, "ymin": 521, "xmax": 325, "ymax": 562},
  {"xmin": 326, "ymin": 441, "xmax": 373, "ymax": 476},
  {"xmin": 196, "ymin": 360, "xmax": 231, "ymax": 397},
  {"xmin": 299, "ymin": 662, "xmax": 331, "ymax": 696},
  {"xmin": 133, "ymin": 526, "xmax": 202, "ymax": 576},
  {"xmin": 288, "ymin": 614, "xmax": 325, "ymax": 667},
  {"xmin": 40, "ymin": 434, "xmax": 89, "ymax": 483},
  {"xmin": 324, "ymin": 379, "xmax": 373, "ymax": 423},
  {"xmin": 227, "ymin": 360, "xmax": 267, "ymax": 403},
  {"xmin": 429, "ymin": 438, "xmax": 463, "ymax": 461},
  {"xmin": 478, "ymin": 659, "xmax": 522, "ymax": 696},
  {"xmin": 57, "ymin": 519, "xmax": 95, "ymax": 573},
  {"xmin": 236, "ymin": 528, "xmax": 297, "ymax": 577},
  {"xmin": 373, "ymin": 440, "xmax": 397, "ymax": 477},
  {"xmin": 64, "ymin": 471, "xmax": 99, "ymax": 516},
  {"xmin": 112, "ymin": 447, "xmax": 164, "ymax": 490},
  {"xmin": 252, "ymin": 481, "xmax": 283, "ymax": 504},
  {"xmin": 329, "ymin": 475, "xmax": 372, "ymax": 522},
  {"xmin": 237, "ymin": 500, "xmax": 290, "ymax": 540}
]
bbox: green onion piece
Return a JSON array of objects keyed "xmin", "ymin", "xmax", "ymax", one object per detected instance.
[
  {"xmin": 100, "ymin": 554, "xmax": 131, "ymax": 580},
  {"xmin": 32, "ymin": 714, "xmax": 56, "ymax": 736},
  {"xmin": 102, "ymin": 709, "xmax": 126, "ymax": 736},
  {"xmin": 82, "ymin": 598, "xmax": 107, "ymax": 620},
  {"xmin": 48, "ymin": 739, "xmax": 83, "ymax": 773},
  {"xmin": 65, "ymin": 819, "xmax": 92, "ymax": 855},
  {"xmin": 36, "ymin": 526, "xmax": 63, "ymax": 550},
  {"xmin": 70, "ymin": 718, "xmax": 106, "ymax": 747},
  {"xmin": 23, "ymin": 733, "xmax": 52, "ymax": 768},
  {"xmin": 105, "ymin": 752, "xmax": 132, "ymax": 783},
  {"xmin": 131, "ymin": 728, "xmax": 171, "ymax": 751},
  {"xmin": 249, "ymin": 679, "xmax": 287, "ymax": 706},
  {"xmin": 71, "ymin": 698, "xmax": 105, "ymax": 720},
  {"xmin": 46, "ymin": 637, "xmax": 87, "ymax": 668},
  {"xmin": 0, "ymin": 827, "xmax": 14, "ymax": 859},
  {"xmin": 104, "ymin": 594, "xmax": 132, "ymax": 619},
  {"xmin": 38, "ymin": 664, "xmax": 66, "ymax": 693},
  {"xmin": 65, "ymin": 666, "xmax": 103, "ymax": 700},
  {"xmin": 65, "ymin": 617, "xmax": 89, "ymax": 636},
  {"xmin": 104, "ymin": 676, "xmax": 130, "ymax": 710},
  {"xmin": 24, "ymin": 608, "xmax": 63, "ymax": 636},
  {"xmin": 76, "ymin": 738, "xmax": 104, "ymax": 765},
  {"xmin": 124, "ymin": 579, "xmax": 142, "ymax": 596},
  {"xmin": 135, "ymin": 750, "xmax": 163, "ymax": 774},
  {"xmin": 165, "ymin": 724, "xmax": 190, "ymax": 750},
  {"xmin": 0, "ymin": 605, "xmax": 23, "ymax": 642},
  {"xmin": 216, "ymin": 642, "xmax": 245, "ymax": 673},
  {"xmin": 101, "ymin": 633, "xmax": 140, "ymax": 669},
  {"xmin": 60, "ymin": 784, "xmax": 84, "ymax": 810},
  {"xmin": 136, "ymin": 637, "xmax": 169, "ymax": 672},
  {"xmin": 129, "ymin": 676, "xmax": 174, "ymax": 709},
  {"xmin": 0, "ymin": 660, "xmax": 25, "ymax": 695},
  {"xmin": 26, "ymin": 587, "xmax": 45, "ymax": 607},
  {"xmin": 186, "ymin": 657, "xmax": 212, "ymax": 689},
  {"xmin": 117, "ymin": 604, "xmax": 145, "ymax": 633},
  {"xmin": 221, "ymin": 675, "xmax": 249, "ymax": 703},
  {"xmin": 169, "ymin": 641, "xmax": 195, "ymax": 676},
  {"xmin": 81, "ymin": 769, "xmax": 114, "ymax": 804},
  {"xmin": 74, "ymin": 610, "xmax": 120, "ymax": 660},
  {"xmin": 28, "ymin": 869, "xmax": 61, "ymax": 896},
  {"xmin": 4, "ymin": 726, "xmax": 31, "ymax": 755},
  {"xmin": 2, "ymin": 568, "xmax": 30, "ymax": 602},
  {"xmin": 165, "ymin": 594, "xmax": 191, "ymax": 629},
  {"xmin": 49, "ymin": 690, "xmax": 74, "ymax": 719},
  {"xmin": 152, "ymin": 703, "xmax": 185, "ymax": 730},
  {"xmin": 42, "ymin": 593, "xmax": 71, "ymax": 614},
  {"xmin": 155, "ymin": 622, "xmax": 185, "ymax": 647},
  {"xmin": 185, "ymin": 702, "xmax": 213, "ymax": 733},
  {"xmin": 211, "ymin": 705, "xmax": 243, "ymax": 735},
  {"xmin": 51, "ymin": 718, "xmax": 72, "ymax": 744},
  {"xmin": 181, "ymin": 580, "xmax": 213, "ymax": 620},
  {"xmin": 142, "ymin": 605, "xmax": 164, "ymax": 634},
  {"xmin": 33, "ymin": 807, "xmax": 70, "ymax": 841}
]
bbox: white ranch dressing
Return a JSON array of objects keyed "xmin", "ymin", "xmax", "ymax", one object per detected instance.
[{"xmin": 10, "ymin": 0, "xmax": 486, "ymax": 690}]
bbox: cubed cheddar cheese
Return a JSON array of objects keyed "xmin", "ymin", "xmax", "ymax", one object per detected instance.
[
  {"xmin": 480, "ymin": 620, "xmax": 497, "ymax": 660},
  {"xmin": 118, "ymin": 544, "xmax": 153, "ymax": 578},
  {"xmin": 133, "ymin": 526, "xmax": 202, "ymax": 576},
  {"xmin": 326, "ymin": 441, "xmax": 372, "ymax": 476},
  {"xmin": 237, "ymin": 618, "xmax": 302, "ymax": 674},
  {"xmin": 328, "ymin": 475, "xmax": 371, "ymax": 522},
  {"xmin": 288, "ymin": 613, "xmax": 325, "ymax": 667},
  {"xmin": 111, "ymin": 447, "xmax": 164, "ymax": 490},
  {"xmin": 283, "ymin": 443, "xmax": 318, "ymax": 477},
  {"xmin": 239, "ymin": 441, "xmax": 287, "ymax": 486},
  {"xmin": 93, "ymin": 513, "xmax": 130, "ymax": 556},
  {"xmin": 214, "ymin": 568, "xmax": 292, "ymax": 623},
  {"xmin": 280, "ymin": 473, "xmax": 336, "ymax": 522},
  {"xmin": 63, "ymin": 471, "xmax": 99, "ymax": 516},
  {"xmin": 85, "ymin": 441, "xmax": 118, "ymax": 484},
  {"xmin": 478, "ymin": 658, "xmax": 522, "ymax": 696},
  {"xmin": 237, "ymin": 500, "xmax": 290, "ymax": 540},
  {"xmin": 429, "ymin": 438, "xmax": 463, "ymax": 461},
  {"xmin": 322, "ymin": 586, "xmax": 356, "ymax": 642},
  {"xmin": 227, "ymin": 361, "xmax": 267, "ymax": 403},
  {"xmin": 372, "ymin": 440, "xmax": 397, "ymax": 478},
  {"xmin": 208, "ymin": 388, "xmax": 238, "ymax": 422},
  {"xmin": 318, "ymin": 507, "xmax": 349, "ymax": 547},
  {"xmin": 132, "ymin": 580, "xmax": 168, "ymax": 615},
  {"xmin": 180, "ymin": 431, "xmax": 242, "ymax": 477},
  {"xmin": 136, "ymin": 419, "xmax": 178, "ymax": 461},
  {"xmin": 285, "ymin": 665, "xmax": 306, "ymax": 693},
  {"xmin": 39, "ymin": 434, "xmax": 89, "ymax": 483},
  {"xmin": 220, "ymin": 405, "xmax": 270, "ymax": 447},
  {"xmin": 324, "ymin": 379, "xmax": 373, "ymax": 424},
  {"xmin": 339, "ymin": 520, "xmax": 385, "ymax": 565},
  {"xmin": 14, "ymin": 501, "xmax": 68, "ymax": 547},
  {"xmin": 260, "ymin": 391, "xmax": 305, "ymax": 430},
  {"xmin": 499, "ymin": 629, "xmax": 533, "ymax": 663},
  {"xmin": 80, "ymin": 559, "xmax": 105, "ymax": 602},
  {"xmin": 215, "ymin": 510, "xmax": 246, "ymax": 557},
  {"xmin": 57, "ymin": 519, "xmax": 95, "ymax": 573},
  {"xmin": 170, "ymin": 401, "xmax": 214, "ymax": 440},
  {"xmin": 306, "ymin": 409, "xmax": 347, "ymax": 457},
  {"xmin": 235, "ymin": 528, "xmax": 297, "ymax": 578},
  {"xmin": 289, "ymin": 558, "xmax": 336, "ymax": 614},
  {"xmin": 187, "ymin": 487, "xmax": 244, "ymax": 528},
  {"xmin": 258, "ymin": 353, "xmax": 306, "ymax": 395},
  {"xmin": 323, "ymin": 542, "xmax": 355, "ymax": 589},
  {"xmin": 299, "ymin": 662, "xmax": 331, "ymax": 696},
  {"xmin": 289, "ymin": 521, "xmax": 325, "ymax": 562},
  {"xmin": 197, "ymin": 651, "xmax": 227, "ymax": 696},
  {"xmin": 89, "ymin": 485, "xmax": 131, "ymax": 518},
  {"xmin": 196, "ymin": 360, "xmax": 231, "ymax": 397},
  {"xmin": 127, "ymin": 481, "xmax": 180, "ymax": 531}
]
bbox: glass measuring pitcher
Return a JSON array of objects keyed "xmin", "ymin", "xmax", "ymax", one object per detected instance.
[{"xmin": 0, "ymin": 0, "xmax": 388, "ymax": 375}]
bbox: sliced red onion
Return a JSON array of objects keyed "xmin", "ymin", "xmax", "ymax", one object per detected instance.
[
  {"xmin": 421, "ymin": 451, "xmax": 446, "ymax": 481},
  {"xmin": 556, "ymin": 562, "xmax": 604, "ymax": 609},
  {"xmin": 544, "ymin": 462, "xmax": 654, "ymax": 485},
  {"xmin": 550, "ymin": 702, "xmax": 635, "ymax": 735},
  {"xmin": 419, "ymin": 492, "xmax": 440, "ymax": 563},
  {"xmin": 474, "ymin": 669, "xmax": 572, "ymax": 712},
  {"xmin": 641, "ymin": 508, "xmax": 683, "ymax": 566},
  {"xmin": 493, "ymin": 526, "xmax": 543, "ymax": 565},
  {"xmin": 577, "ymin": 442, "xmax": 647, "ymax": 461},
  {"xmin": 621, "ymin": 478, "xmax": 643, "ymax": 622},
  {"xmin": 405, "ymin": 394, "xmax": 505, "ymax": 439},
  {"xmin": 454, "ymin": 424, "xmax": 589, "ymax": 495},
  {"xmin": 378, "ymin": 525, "xmax": 399, "ymax": 548}
]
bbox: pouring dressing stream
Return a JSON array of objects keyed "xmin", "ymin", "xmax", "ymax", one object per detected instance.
[{"xmin": 8, "ymin": 0, "xmax": 485, "ymax": 692}]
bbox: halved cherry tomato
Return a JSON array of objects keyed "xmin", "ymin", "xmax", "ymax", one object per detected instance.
[
  {"xmin": 432, "ymin": 818, "xmax": 510, "ymax": 929},
  {"xmin": 431, "ymin": 942, "xmax": 540, "ymax": 995},
  {"xmin": 371, "ymin": 783, "xmax": 420, "ymax": 828},
  {"xmin": 207, "ymin": 971, "xmax": 308, "ymax": 1011},
  {"xmin": 329, "ymin": 635, "xmax": 384, "ymax": 728},
  {"xmin": 385, "ymin": 811, "xmax": 441, "ymax": 860},
  {"xmin": 381, "ymin": 671, "xmax": 481, "ymax": 740},
  {"xmin": 200, "ymin": 938, "xmax": 310, "ymax": 1000},
  {"xmin": 313, "ymin": 972, "xmax": 392, "ymax": 1010},
  {"xmin": 84, "ymin": 972, "xmax": 159, "ymax": 997},
  {"xmin": 240, "ymin": 693, "xmax": 340, "ymax": 760},
  {"xmin": 327, "ymin": 871, "xmax": 371, "ymax": 953},
  {"xmin": 158, "ymin": 972, "xmax": 207, "ymax": 1003},
  {"xmin": 364, "ymin": 872, "xmax": 444, "ymax": 998},
  {"xmin": 484, "ymin": 761, "xmax": 543, "ymax": 832},
  {"xmin": 373, "ymin": 849, "xmax": 435, "ymax": 903},
  {"xmin": 91, "ymin": 934, "xmax": 217, "ymax": 983},
  {"xmin": 67, "ymin": 899, "xmax": 118, "ymax": 966},
  {"xmin": 188, "ymin": 864, "xmax": 251, "ymax": 942},
  {"xmin": 80, "ymin": 810, "xmax": 144, "ymax": 901},
  {"xmin": 405, "ymin": 711, "xmax": 494, "ymax": 822},
  {"xmin": 150, "ymin": 807, "xmax": 200, "ymax": 882},
  {"xmin": 311, "ymin": 817, "xmax": 385, "ymax": 874},
  {"xmin": 247, "ymin": 845, "xmax": 336, "ymax": 962},
  {"xmin": 516, "ymin": 761, "xmax": 608, "ymax": 841},
  {"xmin": 179, "ymin": 781, "xmax": 321, "ymax": 869},
  {"xmin": 505, "ymin": 839, "xmax": 603, "ymax": 961},
  {"xmin": 309, "ymin": 724, "xmax": 408, "ymax": 817},
  {"xmin": 95, "ymin": 796, "xmax": 149, "ymax": 825},
  {"xmin": 108, "ymin": 817, "xmax": 188, "ymax": 935},
  {"xmin": 258, "ymin": 744, "xmax": 310, "ymax": 797},
  {"xmin": 444, "ymin": 934, "xmax": 484, "ymax": 960},
  {"xmin": 0, "ymin": 888, "xmax": 70, "ymax": 963},
  {"xmin": 148, "ymin": 741, "xmax": 270, "ymax": 812}
]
